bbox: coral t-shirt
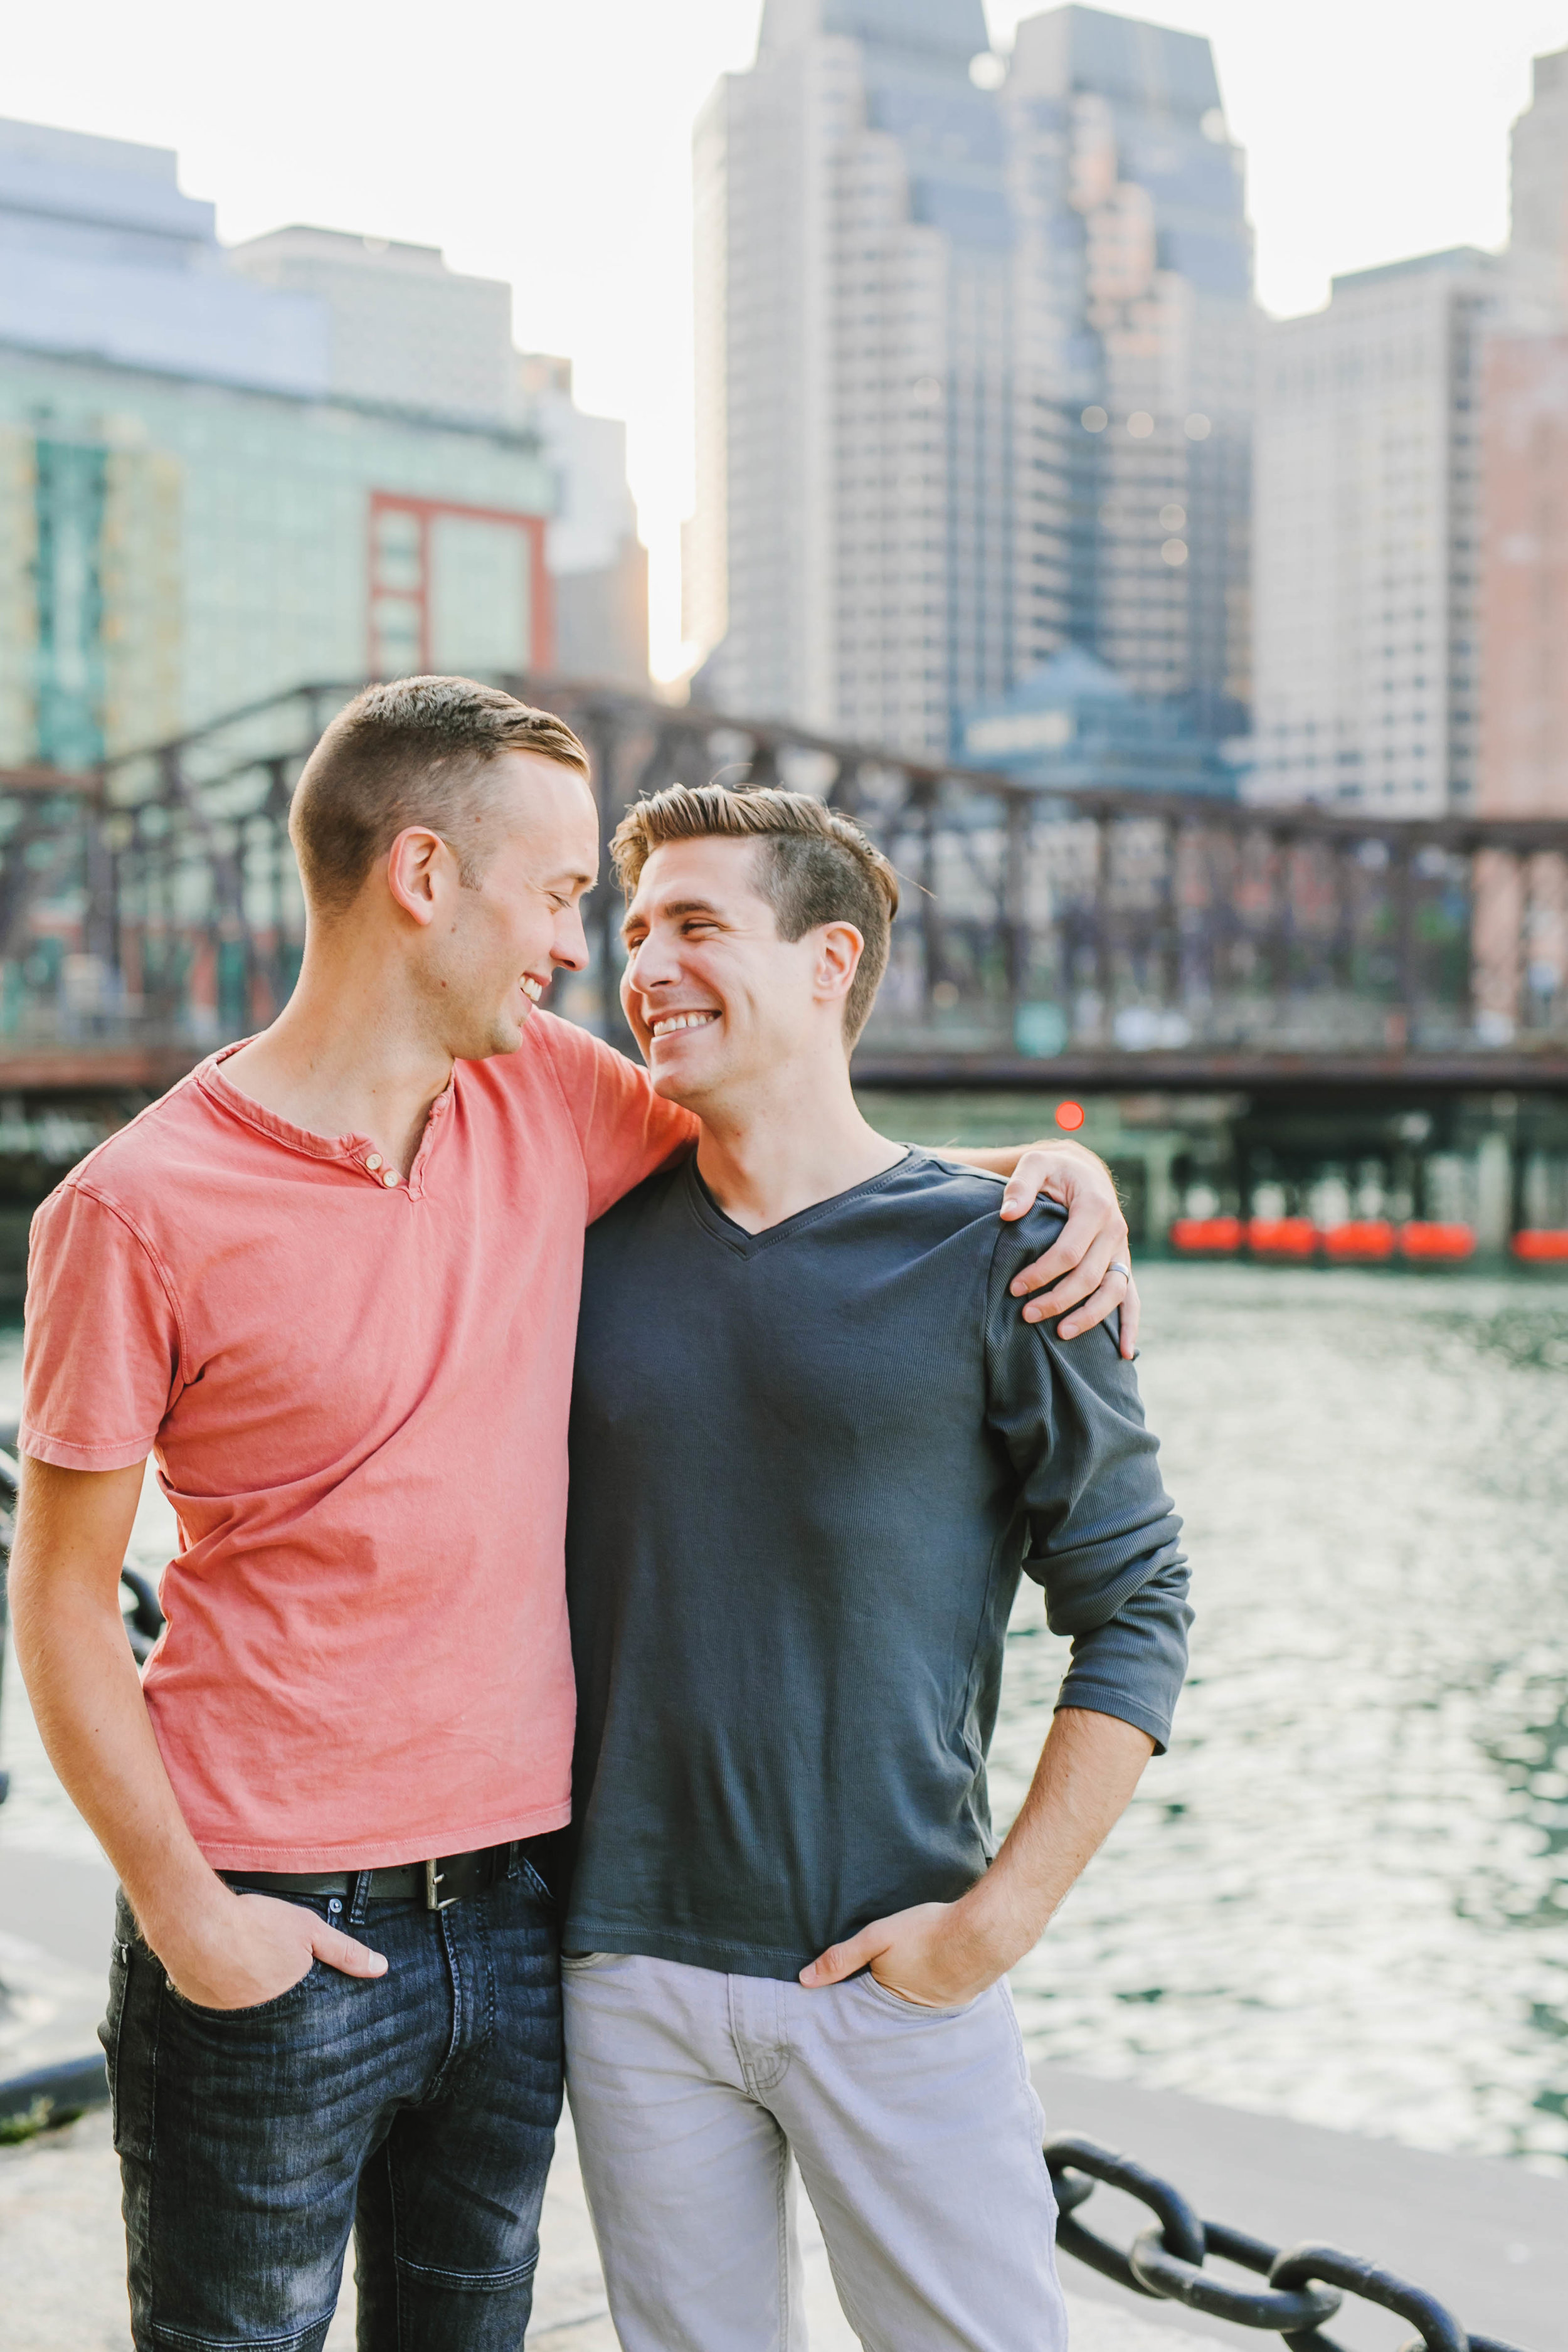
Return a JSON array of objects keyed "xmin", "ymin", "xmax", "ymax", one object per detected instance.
[{"xmin": 18, "ymin": 1014, "xmax": 696, "ymax": 1872}]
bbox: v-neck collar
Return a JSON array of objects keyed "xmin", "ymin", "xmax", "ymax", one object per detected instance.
[{"xmin": 682, "ymin": 1147, "xmax": 918, "ymax": 1258}]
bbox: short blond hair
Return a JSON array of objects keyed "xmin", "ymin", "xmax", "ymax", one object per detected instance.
[
  {"xmin": 611, "ymin": 782, "xmax": 899, "ymax": 1046},
  {"xmin": 292, "ymin": 675, "xmax": 590, "ymax": 912}
]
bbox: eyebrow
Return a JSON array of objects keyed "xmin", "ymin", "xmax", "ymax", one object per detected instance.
[{"xmin": 622, "ymin": 896, "xmax": 727, "ymax": 940}]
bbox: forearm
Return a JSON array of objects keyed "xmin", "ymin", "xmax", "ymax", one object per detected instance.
[
  {"xmin": 953, "ymin": 1706, "xmax": 1153, "ymax": 1970},
  {"xmin": 941, "ymin": 1137, "xmax": 1106, "ymax": 1188},
  {"xmin": 12, "ymin": 1569, "xmax": 224, "ymax": 1945}
]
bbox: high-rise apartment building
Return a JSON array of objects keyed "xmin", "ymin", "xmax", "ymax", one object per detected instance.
[
  {"xmin": 686, "ymin": 0, "xmax": 1253, "ymax": 756},
  {"xmin": 1479, "ymin": 49, "xmax": 1568, "ymax": 824},
  {"xmin": 1480, "ymin": 336, "xmax": 1568, "ymax": 818},
  {"xmin": 1251, "ymin": 248, "xmax": 1498, "ymax": 815},
  {"xmin": 1507, "ymin": 46, "xmax": 1568, "ymax": 336}
]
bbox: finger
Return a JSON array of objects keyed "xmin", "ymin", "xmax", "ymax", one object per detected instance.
[
  {"xmin": 1010, "ymin": 1202, "xmax": 1123, "ymax": 1296},
  {"xmin": 799, "ymin": 1927, "xmax": 880, "ymax": 1989},
  {"xmin": 1054, "ymin": 1269, "xmax": 1131, "ymax": 1342},
  {"xmin": 999, "ymin": 1150, "xmax": 1066, "ymax": 1221},
  {"xmin": 1118, "ymin": 1274, "xmax": 1142, "ymax": 1360},
  {"xmin": 1021, "ymin": 1236, "xmax": 1116, "ymax": 1322},
  {"xmin": 310, "ymin": 1923, "xmax": 388, "ymax": 1980}
]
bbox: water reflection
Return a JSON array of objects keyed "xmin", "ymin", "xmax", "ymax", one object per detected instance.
[{"xmin": 997, "ymin": 1266, "xmax": 1568, "ymax": 2168}]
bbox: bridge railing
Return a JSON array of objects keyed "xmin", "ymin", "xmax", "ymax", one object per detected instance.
[
  {"xmin": 0, "ymin": 676, "xmax": 1565, "ymax": 1088},
  {"xmin": 521, "ymin": 677, "xmax": 1568, "ymax": 1086}
]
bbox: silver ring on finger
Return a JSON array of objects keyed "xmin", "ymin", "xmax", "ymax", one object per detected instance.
[{"xmin": 1108, "ymin": 1260, "xmax": 1131, "ymax": 1279}]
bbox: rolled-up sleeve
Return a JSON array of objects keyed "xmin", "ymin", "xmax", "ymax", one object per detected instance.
[{"xmin": 985, "ymin": 1209, "xmax": 1192, "ymax": 1752}]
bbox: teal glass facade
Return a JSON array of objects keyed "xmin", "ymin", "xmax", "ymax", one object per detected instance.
[{"xmin": 0, "ymin": 341, "xmax": 555, "ymax": 770}]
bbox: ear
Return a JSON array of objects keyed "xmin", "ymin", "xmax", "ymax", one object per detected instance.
[
  {"xmin": 384, "ymin": 826, "xmax": 451, "ymax": 928},
  {"xmin": 813, "ymin": 921, "xmax": 864, "ymax": 1009}
]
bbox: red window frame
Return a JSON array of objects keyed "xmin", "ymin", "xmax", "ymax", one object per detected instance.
[{"xmin": 368, "ymin": 492, "xmax": 554, "ymax": 676}]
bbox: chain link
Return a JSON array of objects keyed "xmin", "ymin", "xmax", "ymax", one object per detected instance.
[{"xmin": 1044, "ymin": 2135, "xmax": 1537, "ymax": 2352}]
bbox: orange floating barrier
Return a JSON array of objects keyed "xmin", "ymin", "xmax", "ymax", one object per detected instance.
[
  {"xmin": 1399, "ymin": 1221, "xmax": 1476, "ymax": 1262},
  {"xmin": 1323, "ymin": 1219, "xmax": 1396, "ymax": 1263},
  {"xmin": 1247, "ymin": 1216, "xmax": 1318, "ymax": 1259},
  {"xmin": 1169, "ymin": 1215, "xmax": 1242, "ymax": 1255},
  {"xmin": 1512, "ymin": 1229, "xmax": 1568, "ymax": 1262}
]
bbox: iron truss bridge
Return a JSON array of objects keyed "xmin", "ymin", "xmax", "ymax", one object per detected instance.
[{"xmin": 1, "ymin": 676, "xmax": 1565, "ymax": 1101}]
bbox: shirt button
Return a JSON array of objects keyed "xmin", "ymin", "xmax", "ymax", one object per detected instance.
[
  {"xmin": 383, "ymin": 1169, "xmax": 400, "ymax": 1188},
  {"xmin": 366, "ymin": 1154, "xmax": 383, "ymax": 1171}
]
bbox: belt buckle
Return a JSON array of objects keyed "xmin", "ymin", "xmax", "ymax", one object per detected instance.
[{"xmin": 425, "ymin": 1858, "xmax": 457, "ymax": 1912}]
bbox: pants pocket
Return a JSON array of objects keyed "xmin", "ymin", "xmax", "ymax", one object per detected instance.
[
  {"xmin": 103, "ymin": 1895, "xmax": 157, "ymax": 2161},
  {"xmin": 858, "ymin": 1970, "xmax": 984, "ymax": 2020}
]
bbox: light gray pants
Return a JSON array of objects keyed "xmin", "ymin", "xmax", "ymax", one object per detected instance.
[{"xmin": 561, "ymin": 1951, "xmax": 1067, "ymax": 2352}]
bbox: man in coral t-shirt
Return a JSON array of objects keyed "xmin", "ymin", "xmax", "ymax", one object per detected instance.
[{"xmin": 10, "ymin": 677, "xmax": 1133, "ymax": 2352}]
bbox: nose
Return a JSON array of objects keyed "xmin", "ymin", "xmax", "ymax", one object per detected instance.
[
  {"xmin": 551, "ymin": 901, "xmax": 590, "ymax": 974},
  {"xmin": 625, "ymin": 928, "xmax": 682, "ymax": 995}
]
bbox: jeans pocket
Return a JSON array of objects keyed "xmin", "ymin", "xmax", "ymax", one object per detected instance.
[
  {"xmin": 520, "ymin": 1857, "xmax": 556, "ymax": 1912},
  {"xmin": 100, "ymin": 1933, "xmax": 131, "ymax": 2153},
  {"xmin": 104, "ymin": 1897, "xmax": 157, "ymax": 2161},
  {"xmin": 166, "ymin": 1962, "xmax": 318, "ymax": 2024}
]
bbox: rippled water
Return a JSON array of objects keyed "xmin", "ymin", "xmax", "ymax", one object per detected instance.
[
  {"xmin": 996, "ymin": 1265, "xmax": 1568, "ymax": 2169},
  {"xmin": 3, "ymin": 1269, "xmax": 1567, "ymax": 2168}
]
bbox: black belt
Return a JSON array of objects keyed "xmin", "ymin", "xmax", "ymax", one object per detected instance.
[{"xmin": 225, "ymin": 1841, "xmax": 517, "ymax": 1912}]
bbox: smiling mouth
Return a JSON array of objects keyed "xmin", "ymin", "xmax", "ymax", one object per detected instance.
[
  {"xmin": 650, "ymin": 1011, "xmax": 720, "ymax": 1039},
  {"xmin": 521, "ymin": 977, "xmax": 545, "ymax": 1003}
]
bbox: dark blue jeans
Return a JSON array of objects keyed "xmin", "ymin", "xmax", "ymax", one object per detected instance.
[{"xmin": 102, "ymin": 1858, "xmax": 561, "ymax": 2351}]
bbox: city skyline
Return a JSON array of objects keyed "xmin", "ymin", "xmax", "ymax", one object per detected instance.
[
  {"xmin": 689, "ymin": 2, "xmax": 1253, "ymax": 756},
  {"xmin": 5, "ymin": 0, "xmax": 1564, "ymax": 678}
]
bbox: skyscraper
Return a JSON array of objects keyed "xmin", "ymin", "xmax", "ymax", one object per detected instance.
[
  {"xmin": 1003, "ymin": 6, "xmax": 1253, "ymax": 735},
  {"xmin": 1480, "ymin": 51, "xmax": 1568, "ymax": 823},
  {"xmin": 1251, "ymin": 248, "xmax": 1498, "ymax": 815},
  {"xmin": 1507, "ymin": 46, "xmax": 1568, "ymax": 336},
  {"xmin": 686, "ymin": 1, "xmax": 1254, "ymax": 756}
]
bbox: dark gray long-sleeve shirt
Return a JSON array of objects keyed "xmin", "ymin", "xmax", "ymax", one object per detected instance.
[{"xmin": 563, "ymin": 1147, "xmax": 1190, "ymax": 1979}]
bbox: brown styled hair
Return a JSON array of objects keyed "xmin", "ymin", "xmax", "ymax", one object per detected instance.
[
  {"xmin": 290, "ymin": 675, "xmax": 590, "ymax": 913},
  {"xmin": 610, "ymin": 781, "xmax": 899, "ymax": 1046}
]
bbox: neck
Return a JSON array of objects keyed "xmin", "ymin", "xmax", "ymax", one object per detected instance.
[
  {"xmin": 220, "ymin": 927, "xmax": 455, "ymax": 1177},
  {"xmin": 692, "ymin": 1049, "xmax": 903, "ymax": 1234}
]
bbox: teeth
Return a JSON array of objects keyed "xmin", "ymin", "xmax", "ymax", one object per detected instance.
[
  {"xmin": 650, "ymin": 1012, "xmax": 719, "ymax": 1038},
  {"xmin": 521, "ymin": 977, "xmax": 543, "ymax": 1002}
]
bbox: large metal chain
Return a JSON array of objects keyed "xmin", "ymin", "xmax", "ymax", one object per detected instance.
[{"xmin": 1045, "ymin": 2134, "xmax": 1536, "ymax": 2352}]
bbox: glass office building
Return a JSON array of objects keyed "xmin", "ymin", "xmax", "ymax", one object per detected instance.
[
  {"xmin": 0, "ymin": 118, "xmax": 560, "ymax": 771},
  {"xmin": 0, "ymin": 346, "xmax": 554, "ymax": 770}
]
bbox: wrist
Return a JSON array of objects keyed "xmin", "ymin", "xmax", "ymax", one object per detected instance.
[
  {"xmin": 953, "ymin": 1876, "xmax": 1049, "ymax": 1976},
  {"xmin": 133, "ymin": 1866, "xmax": 235, "ymax": 1968}
]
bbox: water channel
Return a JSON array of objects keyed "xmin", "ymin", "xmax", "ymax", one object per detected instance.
[{"xmin": 3, "ymin": 1264, "xmax": 1567, "ymax": 2171}]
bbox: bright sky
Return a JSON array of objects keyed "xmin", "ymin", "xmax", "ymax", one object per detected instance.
[{"xmin": 8, "ymin": 1, "xmax": 1567, "ymax": 678}]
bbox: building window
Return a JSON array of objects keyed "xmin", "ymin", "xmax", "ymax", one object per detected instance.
[{"xmin": 368, "ymin": 492, "xmax": 551, "ymax": 679}]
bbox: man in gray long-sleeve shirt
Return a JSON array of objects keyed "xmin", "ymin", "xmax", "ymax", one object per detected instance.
[{"xmin": 562, "ymin": 782, "xmax": 1191, "ymax": 2352}]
